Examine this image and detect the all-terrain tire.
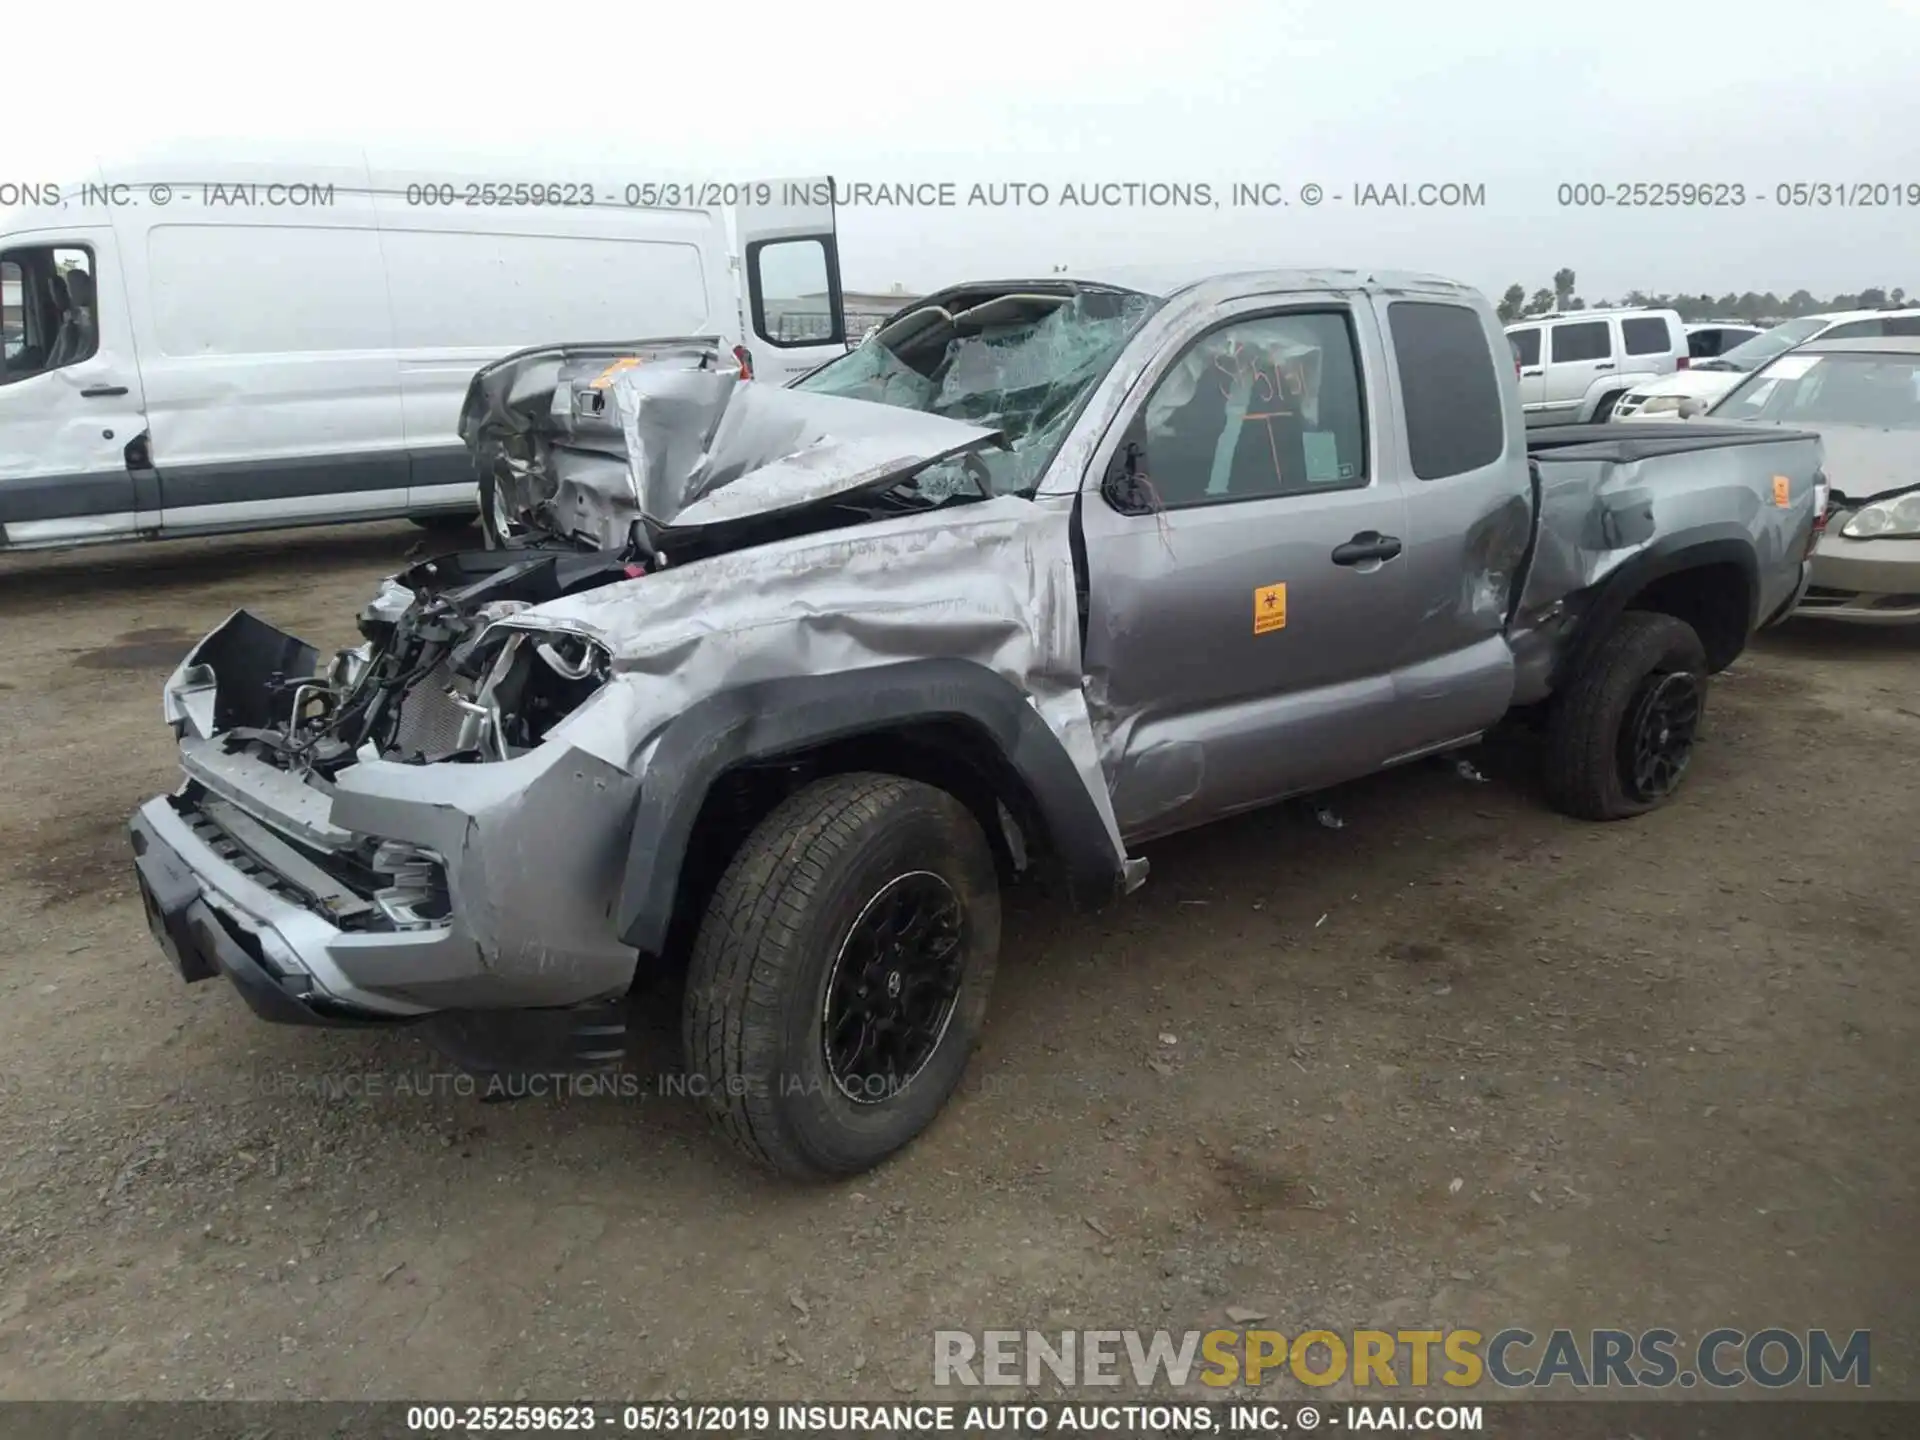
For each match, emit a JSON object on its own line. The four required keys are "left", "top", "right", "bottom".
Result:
{"left": 682, "top": 773, "right": 1001, "bottom": 1180}
{"left": 1542, "top": 610, "right": 1708, "bottom": 821}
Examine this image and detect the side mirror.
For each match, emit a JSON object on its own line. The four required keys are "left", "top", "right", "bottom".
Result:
{"left": 1100, "top": 435, "right": 1154, "bottom": 515}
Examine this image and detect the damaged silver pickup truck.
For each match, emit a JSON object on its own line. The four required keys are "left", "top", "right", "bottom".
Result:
{"left": 129, "top": 269, "right": 1826, "bottom": 1179}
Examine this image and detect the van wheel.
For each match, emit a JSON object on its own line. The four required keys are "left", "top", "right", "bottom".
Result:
{"left": 682, "top": 773, "right": 1001, "bottom": 1180}
{"left": 1542, "top": 611, "right": 1707, "bottom": 821}
{"left": 408, "top": 512, "right": 476, "bottom": 534}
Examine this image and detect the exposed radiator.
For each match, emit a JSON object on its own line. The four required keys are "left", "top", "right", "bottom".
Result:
{"left": 389, "top": 661, "right": 471, "bottom": 759}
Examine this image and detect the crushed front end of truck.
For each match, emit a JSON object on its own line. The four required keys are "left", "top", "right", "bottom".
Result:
{"left": 128, "top": 330, "right": 1133, "bottom": 1078}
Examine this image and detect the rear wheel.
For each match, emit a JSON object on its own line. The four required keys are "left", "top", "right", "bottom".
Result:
{"left": 1542, "top": 611, "right": 1708, "bottom": 820}
{"left": 408, "top": 512, "right": 476, "bottom": 534}
{"left": 1589, "top": 390, "right": 1623, "bottom": 423}
{"left": 682, "top": 773, "right": 1001, "bottom": 1179}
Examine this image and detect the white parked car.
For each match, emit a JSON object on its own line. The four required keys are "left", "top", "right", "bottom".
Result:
{"left": 1503, "top": 308, "right": 1690, "bottom": 425}
{"left": 1685, "top": 320, "right": 1764, "bottom": 360}
{"left": 0, "top": 147, "right": 850, "bottom": 552}
{"left": 1612, "top": 308, "right": 1920, "bottom": 420}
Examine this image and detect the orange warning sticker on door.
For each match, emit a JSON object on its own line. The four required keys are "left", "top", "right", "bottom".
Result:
{"left": 591, "top": 356, "right": 644, "bottom": 389}
{"left": 1772, "top": 475, "right": 1791, "bottom": 507}
{"left": 1253, "top": 583, "right": 1288, "bottom": 634}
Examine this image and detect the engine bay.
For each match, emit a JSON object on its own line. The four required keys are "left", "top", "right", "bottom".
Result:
{"left": 205, "top": 548, "right": 635, "bottom": 780}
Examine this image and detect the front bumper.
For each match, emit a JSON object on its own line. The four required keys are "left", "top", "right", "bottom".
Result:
{"left": 129, "top": 799, "right": 631, "bottom": 1072}
{"left": 131, "top": 802, "right": 376, "bottom": 1026}
{"left": 130, "top": 793, "right": 429, "bottom": 1023}
{"left": 1608, "top": 396, "right": 1688, "bottom": 422}
{"left": 133, "top": 606, "right": 650, "bottom": 1068}
{"left": 1796, "top": 528, "right": 1920, "bottom": 626}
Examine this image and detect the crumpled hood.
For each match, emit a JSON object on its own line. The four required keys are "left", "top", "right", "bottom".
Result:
{"left": 458, "top": 339, "right": 1004, "bottom": 548}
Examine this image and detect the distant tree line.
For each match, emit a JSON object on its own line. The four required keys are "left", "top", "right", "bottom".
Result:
{"left": 1495, "top": 269, "right": 1910, "bottom": 325}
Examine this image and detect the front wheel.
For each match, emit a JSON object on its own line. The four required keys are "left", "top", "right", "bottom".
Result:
{"left": 682, "top": 773, "right": 1001, "bottom": 1179}
{"left": 1542, "top": 611, "right": 1708, "bottom": 820}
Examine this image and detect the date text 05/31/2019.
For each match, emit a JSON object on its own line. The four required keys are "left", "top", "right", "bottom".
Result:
{"left": 401, "top": 1401, "right": 1484, "bottom": 1433}
{"left": 1558, "top": 181, "right": 1920, "bottom": 206}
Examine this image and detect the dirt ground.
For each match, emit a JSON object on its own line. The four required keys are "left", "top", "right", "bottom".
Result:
{"left": 0, "top": 521, "right": 1914, "bottom": 1404}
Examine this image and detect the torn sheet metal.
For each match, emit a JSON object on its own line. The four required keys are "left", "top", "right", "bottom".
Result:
{"left": 459, "top": 337, "right": 1006, "bottom": 548}
{"left": 488, "top": 494, "right": 1127, "bottom": 863}
{"left": 1507, "top": 427, "right": 1820, "bottom": 703}
{"left": 648, "top": 382, "right": 1004, "bottom": 531}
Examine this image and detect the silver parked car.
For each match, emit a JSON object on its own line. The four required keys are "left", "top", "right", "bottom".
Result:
{"left": 130, "top": 270, "right": 1823, "bottom": 1179}
{"left": 1708, "top": 336, "right": 1920, "bottom": 625}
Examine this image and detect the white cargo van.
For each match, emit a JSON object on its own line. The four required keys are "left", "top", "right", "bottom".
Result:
{"left": 0, "top": 150, "right": 848, "bottom": 550}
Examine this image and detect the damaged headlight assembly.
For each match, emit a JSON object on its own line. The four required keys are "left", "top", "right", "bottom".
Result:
{"left": 1841, "top": 490, "right": 1920, "bottom": 540}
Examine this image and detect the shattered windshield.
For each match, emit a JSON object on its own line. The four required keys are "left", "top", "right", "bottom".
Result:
{"left": 792, "top": 286, "right": 1159, "bottom": 501}
{"left": 1713, "top": 351, "right": 1920, "bottom": 428}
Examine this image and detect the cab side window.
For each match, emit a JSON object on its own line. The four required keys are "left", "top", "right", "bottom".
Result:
{"left": 0, "top": 244, "right": 98, "bottom": 383}
{"left": 1132, "top": 311, "right": 1368, "bottom": 510}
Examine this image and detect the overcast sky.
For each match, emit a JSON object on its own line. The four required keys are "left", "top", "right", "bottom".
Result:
{"left": 13, "top": 0, "right": 1920, "bottom": 301}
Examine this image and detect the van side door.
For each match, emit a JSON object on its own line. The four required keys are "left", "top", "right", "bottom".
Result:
{"left": 1077, "top": 295, "right": 1420, "bottom": 843}
{"left": 736, "top": 180, "right": 847, "bottom": 383}
{"left": 124, "top": 164, "right": 409, "bottom": 534}
{"left": 368, "top": 169, "right": 740, "bottom": 517}
{"left": 0, "top": 228, "right": 148, "bottom": 548}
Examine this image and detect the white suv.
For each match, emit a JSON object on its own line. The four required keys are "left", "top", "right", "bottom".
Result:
{"left": 1613, "top": 308, "right": 1920, "bottom": 420}
{"left": 1504, "top": 308, "right": 1689, "bottom": 425}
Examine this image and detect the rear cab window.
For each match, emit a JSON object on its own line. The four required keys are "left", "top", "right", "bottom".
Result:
{"left": 1389, "top": 301, "right": 1506, "bottom": 480}
{"left": 1622, "top": 316, "right": 1674, "bottom": 356}
{"left": 1549, "top": 320, "right": 1610, "bottom": 363}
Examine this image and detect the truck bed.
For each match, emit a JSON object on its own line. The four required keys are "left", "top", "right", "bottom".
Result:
{"left": 1525, "top": 420, "right": 1820, "bottom": 461}
{"left": 1507, "top": 420, "right": 1825, "bottom": 705}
